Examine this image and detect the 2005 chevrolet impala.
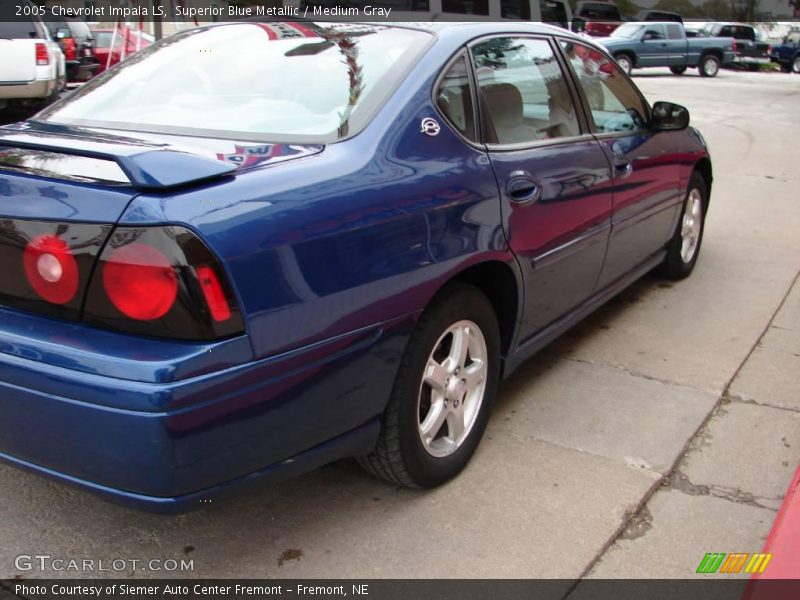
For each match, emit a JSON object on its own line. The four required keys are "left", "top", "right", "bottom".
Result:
{"left": 0, "top": 20, "right": 712, "bottom": 511}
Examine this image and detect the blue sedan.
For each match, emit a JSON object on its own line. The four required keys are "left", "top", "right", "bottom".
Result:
{"left": 0, "top": 20, "right": 712, "bottom": 511}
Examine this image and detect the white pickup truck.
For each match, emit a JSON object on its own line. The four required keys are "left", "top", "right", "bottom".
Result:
{"left": 0, "top": 4, "right": 66, "bottom": 112}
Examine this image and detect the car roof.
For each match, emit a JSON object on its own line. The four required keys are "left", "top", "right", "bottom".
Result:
{"left": 235, "top": 16, "right": 581, "bottom": 41}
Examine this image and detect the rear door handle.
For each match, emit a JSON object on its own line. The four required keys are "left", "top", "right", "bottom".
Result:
{"left": 614, "top": 157, "right": 633, "bottom": 179}
{"left": 505, "top": 170, "right": 542, "bottom": 205}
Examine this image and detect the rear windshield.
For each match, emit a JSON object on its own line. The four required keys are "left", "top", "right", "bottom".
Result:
{"left": 0, "top": 19, "right": 40, "bottom": 39}
{"left": 38, "top": 22, "right": 432, "bottom": 143}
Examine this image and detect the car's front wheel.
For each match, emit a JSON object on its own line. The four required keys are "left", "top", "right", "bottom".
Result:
{"left": 699, "top": 54, "right": 720, "bottom": 77}
{"left": 659, "top": 171, "right": 707, "bottom": 279}
{"left": 793, "top": 55, "right": 800, "bottom": 74}
{"left": 615, "top": 53, "right": 633, "bottom": 76}
{"left": 359, "top": 283, "right": 500, "bottom": 488}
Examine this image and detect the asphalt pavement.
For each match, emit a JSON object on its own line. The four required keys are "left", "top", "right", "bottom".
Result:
{"left": 0, "top": 67, "right": 798, "bottom": 582}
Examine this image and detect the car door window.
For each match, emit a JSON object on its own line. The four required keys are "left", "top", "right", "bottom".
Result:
{"left": 644, "top": 24, "right": 666, "bottom": 40}
{"left": 560, "top": 40, "right": 648, "bottom": 134}
{"left": 666, "top": 24, "right": 683, "bottom": 40}
{"left": 436, "top": 55, "right": 477, "bottom": 142}
{"left": 471, "top": 37, "right": 581, "bottom": 145}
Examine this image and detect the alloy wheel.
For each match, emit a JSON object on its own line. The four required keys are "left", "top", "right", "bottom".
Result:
{"left": 681, "top": 188, "right": 704, "bottom": 264}
{"left": 417, "top": 320, "right": 488, "bottom": 458}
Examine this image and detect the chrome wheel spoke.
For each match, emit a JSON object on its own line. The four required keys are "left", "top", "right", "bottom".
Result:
{"left": 423, "top": 358, "right": 448, "bottom": 393}
{"left": 462, "top": 360, "right": 485, "bottom": 390}
{"left": 446, "top": 324, "right": 470, "bottom": 371}
{"left": 420, "top": 400, "right": 447, "bottom": 441}
{"left": 445, "top": 409, "right": 466, "bottom": 444}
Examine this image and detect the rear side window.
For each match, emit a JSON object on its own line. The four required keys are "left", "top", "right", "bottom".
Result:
{"left": 579, "top": 3, "right": 620, "bottom": 19}
{"left": 444, "top": 0, "right": 489, "bottom": 15}
{"left": 560, "top": 40, "right": 648, "bottom": 134}
{"left": 472, "top": 37, "right": 581, "bottom": 145}
{"left": 94, "top": 32, "right": 113, "bottom": 47}
{"left": 436, "top": 55, "right": 477, "bottom": 142}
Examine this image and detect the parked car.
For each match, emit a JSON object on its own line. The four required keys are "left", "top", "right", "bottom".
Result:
{"left": 92, "top": 29, "right": 154, "bottom": 75}
{"left": 0, "top": 20, "right": 713, "bottom": 511}
{"left": 702, "top": 22, "right": 771, "bottom": 71}
{"left": 0, "top": 1, "right": 65, "bottom": 112}
{"left": 46, "top": 16, "right": 100, "bottom": 82}
{"left": 571, "top": 1, "right": 623, "bottom": 36}
{"left": 598, "top": 21, "right": 735, "bottom": 76}
{"left": 635, "top": 10, "right": 683, "bottom": 23}
{"left": 770, "top": 28, "right": 800, "bottom": 73}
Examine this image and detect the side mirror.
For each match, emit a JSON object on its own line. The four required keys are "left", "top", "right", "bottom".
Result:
{"left": 650, "top": 101, "right": 690, "bottom": 131}
{"left": 56, "top": 28, "right": 70, "bottom": 40}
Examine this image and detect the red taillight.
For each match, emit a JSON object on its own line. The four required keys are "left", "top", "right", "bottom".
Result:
{"left": 732, "top": 41, "right": 738, "bottom": 52}
{"left": 62, "top": 38, "right": 76, "bottom": 61}
{"left": 196, "top": 266, "right": 232, "bottom": 322}
{"left": 23, "top": 234, "right": 79, "bottom": 305}
{"left": 84, "top": 226, "right": 243, "bottom": 340}
{"left": 102, "top": 243, "right": 178, "bottom": 321}
{"left": 35, "top": 42, "right": 49, "bottom": 66}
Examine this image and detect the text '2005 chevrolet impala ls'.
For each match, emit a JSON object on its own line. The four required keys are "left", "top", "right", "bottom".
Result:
{"left": 0, "top": 21, "right": 712, "bottom": 512}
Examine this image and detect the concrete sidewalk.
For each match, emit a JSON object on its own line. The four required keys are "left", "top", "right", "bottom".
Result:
{"left": 587, "top": 274, "right": 800, "bottom": 578}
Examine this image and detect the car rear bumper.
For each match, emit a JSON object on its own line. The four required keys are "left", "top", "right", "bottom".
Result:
{"left": 0, "top": 79, "right": 53, "bottom": 100}
{"left": 733, "top": 55, "right": 771, "bottom": 65}
{"left": 0, "top": 418, "right": 380, "bottom": 513}
{"left": 65, "top": 58, "right": 100, "bottom": 82}
{"left": 0, "top": 308, "right": 413, "bottom": 511}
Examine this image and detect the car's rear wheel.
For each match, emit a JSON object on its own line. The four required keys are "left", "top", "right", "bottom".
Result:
{"left": 358, "top": 283, "right": 500, "bottom": 488}
{"left": 699, "top": 54, "right": 720, "bottom": 77}
{"left": 615, "top": 53, "right": 633, "bottom": 76}
{"left": 659, "top": 171, "right": 707, "bottom": 280}
{"left": 793, "top": 56, "right": 800, "bottom": 74}
{"left": 670, "top": 66, "right": 687, "bottom": 75}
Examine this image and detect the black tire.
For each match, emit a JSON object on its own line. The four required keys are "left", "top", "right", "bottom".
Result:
{"left": 747, "top": 64, "right": 760, "bottom": 72}
{"left": 659, "top": 171, "right": 708, "bottom": 280}
{"left": 780, "top": 62, "right": 792, "bottom": 73}
{"left": 615, "top": 53, "right": 634, "bottom": 76}
{"left": 699, "top": 54, "right": 720, "bottom": 77}
{"left": 793, "top": 56, "right": 800, "bottom": 74}
{"left": 670, "top": 66, "right": 687, "bottom": 75}
{"left": 358, "top": 283, "right": 501, "bottom": 488}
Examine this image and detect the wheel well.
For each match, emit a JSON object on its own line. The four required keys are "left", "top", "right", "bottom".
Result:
{"left": 694, "top": 157, "right": 713, "bottom": 199}
{"left": 447, "top": 262, "right": 519, "bottom": 357}
{"left": 701, "top": 49, "right": 722, "bottom": 61}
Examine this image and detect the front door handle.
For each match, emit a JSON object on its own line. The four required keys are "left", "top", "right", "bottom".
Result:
{"left": 505, "top": 170, "right": 542, "bottom": 205}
